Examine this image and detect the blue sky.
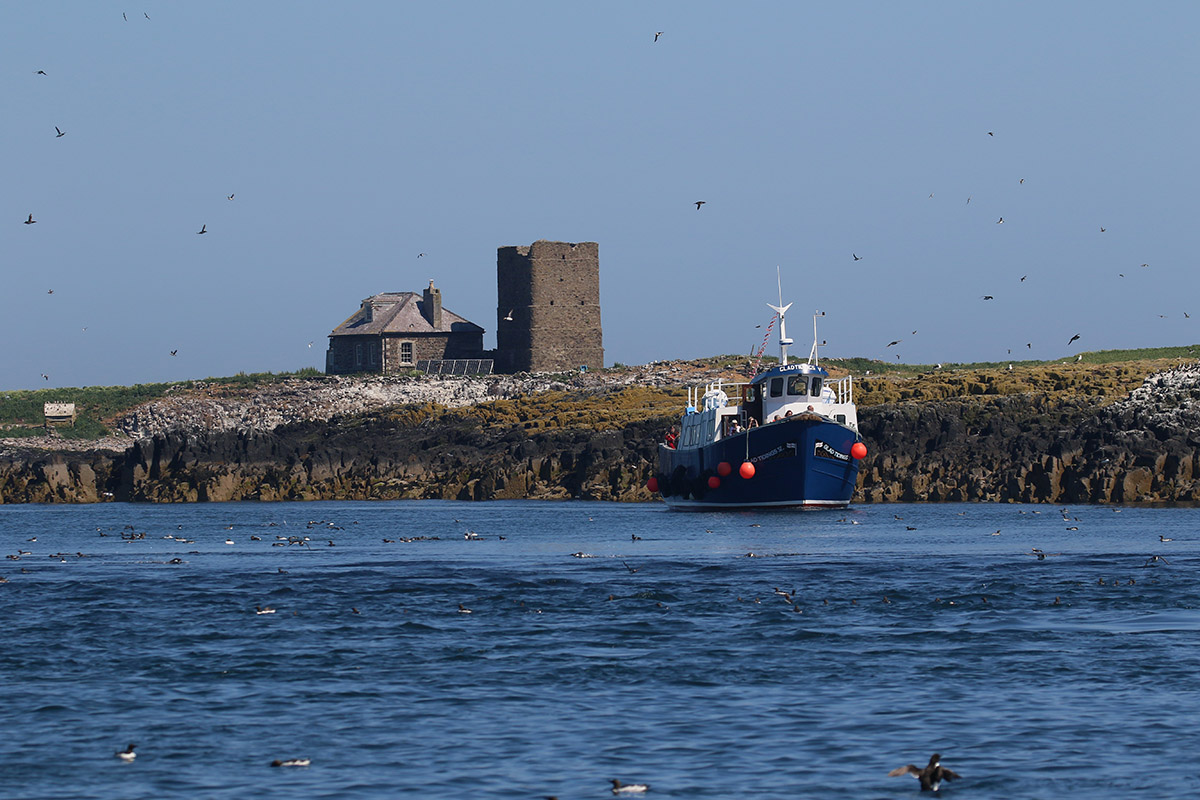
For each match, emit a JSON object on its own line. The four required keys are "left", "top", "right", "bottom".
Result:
{"left": 5, "top": 2, "right": 1198, "bottom": 389}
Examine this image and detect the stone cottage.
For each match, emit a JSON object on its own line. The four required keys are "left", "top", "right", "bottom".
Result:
{"left": 325, "top": 281, "right": 484, "bottom": 374}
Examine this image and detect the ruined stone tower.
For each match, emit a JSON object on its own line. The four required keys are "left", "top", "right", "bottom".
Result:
{"left": 495, "top": 240, "right": 603, "bottom": 373}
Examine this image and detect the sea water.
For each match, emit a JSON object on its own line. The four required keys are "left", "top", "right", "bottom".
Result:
{"left": 1, "top": 500, "right": 1198, "bottom": 799}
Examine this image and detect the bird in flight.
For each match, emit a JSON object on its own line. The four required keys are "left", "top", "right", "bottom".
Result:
{"left": 1186, "top": 312, "right": 1191, "bottom": 319}
{"left": 852, "top": 253, "right": 862, "bottom": 261}
{"left": 24, "top": 213, "right": 36, "bottom": 225}
{"left": 982, "top": 295, "right": 994, "bottom": 300}
{"left": 996, "top": 217, "right": 1004, "bottom": 224}
{"left": 227, "top": 193, "right": 235, "bottom": 200}
{"left": 123, "top": 12, "right": 127, "bottom": 21}
{"left": 197, "top": 224, "right": 207, "bottom": 234}
{"left": 987, "top": 131, "right": 994, "bottom": 136}
{"left": 1140, "top": 263, "right": 1149, "bottom": 268}
{"left": 417, "top": 252, "right": 426, "bottom": 258}
{"left": 35, "top": 70, "right": 47, "bottom": 75}
{"left": 966, "top": 196, "right": 971, "bottom": 204}
{"left": 886, "top": 340, "right": 901, "bottom": 348}
{"left": 1100, "top": 226, "right": 1106, "bottom": 232}
{"left": 654, "top": 31, "right": 663, "bottom": 41}
{"left": 47, "top": 289, "right": 54, "bottom": 295}
{"left": 169, "top": 350, "right": 178, "bottom": 356}
{"left": 503, "top": 310, "right": 514, "bottom": 321}
{"left": 1026, "top": 342, "right": 1032, "bottom": 349}
{"left": 55, "top": 126, "right": 65, "bottom": 137}
{"left": 1019, "top": 178, "right": 1025, "bottom": 184}
{"left": 41, "top": 374, "right": 49, "bottom": 381}
{"left": 694, "top": 201, "right": 706, "bottom": 210}
{"left": 144, "top": 11, "right": 150, "bottom": 19}
{"left": 1068, "top": 333, "right": 1081, "bottom": 346}
{"left": 307, "top": 341, "right": 314, "bottom": 348}
{"left": 1020, "top": 275, "right": 1027, "bottom": 282}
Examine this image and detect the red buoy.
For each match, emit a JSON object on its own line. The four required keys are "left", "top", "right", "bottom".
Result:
{"left": 717, "top": 461, "right": 732, "bottom": 477}
{"left": 707, "top": 475, "right": 721, "bottom": 489}
{"left": 739, "top": 461, "right": 756, "bottom": 479}
{"left": 851, "top": 442, "right": 868, "bottom": 460}
{"left": 646, "top": 477, "right": 659, "bottom": 493}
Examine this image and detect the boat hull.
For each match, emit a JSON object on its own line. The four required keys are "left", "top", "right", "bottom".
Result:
{"left": 656, "top": 416, "right": 860, "bottom": 509}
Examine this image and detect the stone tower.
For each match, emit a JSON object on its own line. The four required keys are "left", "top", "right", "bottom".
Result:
{"left": 495, "top": 240, "right": 603, "bottom": 373}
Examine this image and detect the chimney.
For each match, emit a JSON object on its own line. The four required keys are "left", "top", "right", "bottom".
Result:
{"left": 422, "top": 280, "right": 442, "bottom": 329}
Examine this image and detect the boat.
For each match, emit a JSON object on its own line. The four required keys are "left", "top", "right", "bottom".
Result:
{"left": 649, "top": 299, "right": 866, "bottom": 509}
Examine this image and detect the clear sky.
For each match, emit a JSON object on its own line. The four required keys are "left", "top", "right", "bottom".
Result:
{"left": 5, "top": 2, "right": 1199, "bottom": 389}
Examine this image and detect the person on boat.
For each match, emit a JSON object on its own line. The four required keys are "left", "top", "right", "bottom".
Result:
{"left": 728, "top": 418, "right": 742, "bottom": 435}
{"left": 785, "top": 410, "right": 794, "bottom": 417}
{"left": 665, "top": 426, "right": 678, "bottom": 448}
{"left": 747, "top": 417, "right": 759, "bottom": 428}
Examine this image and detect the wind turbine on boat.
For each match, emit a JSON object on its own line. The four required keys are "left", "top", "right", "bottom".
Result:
{"left": 767, "top": 267, "right": 793, "bottom": 365}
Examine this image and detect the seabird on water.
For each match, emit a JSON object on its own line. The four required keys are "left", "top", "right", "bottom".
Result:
{"left": 271, "top": 758, "right": 310, "bottom": 767}
{"left": 611, "top": 778, "right": 650, "bottom": 794}
{"left": 115, "top": 743, "right": 137, "bottom": 762}
{"left": 888, "top": 753, "right": 960, "bottom": 792}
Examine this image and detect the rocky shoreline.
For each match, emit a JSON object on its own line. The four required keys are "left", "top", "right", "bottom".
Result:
{"left": 2, "top": 363, "right": 1198, "bottom": 505}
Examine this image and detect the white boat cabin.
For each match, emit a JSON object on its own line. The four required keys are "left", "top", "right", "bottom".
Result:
{"left": 675, "top": 363, "right": 857, "bottom": 450}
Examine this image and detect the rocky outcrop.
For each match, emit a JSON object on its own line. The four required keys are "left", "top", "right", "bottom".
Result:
{"left": 856, "top": 364, "right": 1200, "bottom": 503}
{"left": 2, "top": 364, "right": 1198, "bottom": 505}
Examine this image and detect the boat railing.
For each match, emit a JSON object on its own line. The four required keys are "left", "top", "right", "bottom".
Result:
{"left": 832, "top": 375, "right": 853, "bottom": 405}
{"left": 687, "top": 379, "right": 751, "bottom": 411}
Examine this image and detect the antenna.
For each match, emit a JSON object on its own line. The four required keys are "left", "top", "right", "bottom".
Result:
{"left": 809, "top": 311, "right": 826, "bottom": 365}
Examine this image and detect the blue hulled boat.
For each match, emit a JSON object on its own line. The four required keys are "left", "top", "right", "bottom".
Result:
{"left": 652, "top": 302, "right": 866, "bottom": 509}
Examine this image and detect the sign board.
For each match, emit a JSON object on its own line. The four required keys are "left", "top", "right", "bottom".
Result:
{"left": 43, "top": 402, "right": 77, "bottom": 425}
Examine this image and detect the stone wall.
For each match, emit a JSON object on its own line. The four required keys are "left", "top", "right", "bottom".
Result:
{"left": 496, "top": 240, "right": 604, "bottom": 373}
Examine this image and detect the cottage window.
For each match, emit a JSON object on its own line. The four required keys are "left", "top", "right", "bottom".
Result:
{"left": 369, "top": 343, "right": 378, "bottom": 366}
{"left": 400, "top": 342, "right": 413, "bottom": 364}
{"left": 355, "top": 344, "right": 363, "bottom": 368}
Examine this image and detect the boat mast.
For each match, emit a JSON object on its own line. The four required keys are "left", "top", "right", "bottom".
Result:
{"left": 808, "top": 310, "right": 826, "bottom": 366}
{"left": 767, "top": 267, "right": 793, "bottom": 365}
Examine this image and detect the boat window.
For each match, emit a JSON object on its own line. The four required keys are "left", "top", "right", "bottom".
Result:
{"left": 811, "top": 377, "right": 822, "bottom": 396}
{"left": 769, "top": 378, "right": 784, "bottom": 398}
{"left": 836, "top": 414, "right": 846, "bottom": 424}
{"left": 787, "top": 376, "right": 807, "bottom": 396}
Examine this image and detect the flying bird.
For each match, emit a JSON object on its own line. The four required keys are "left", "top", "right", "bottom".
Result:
{"left": 35, "top": 70, "right": 47, "bottom": 75}
{"left": 889, "top": 753, "right": 961, "bottom": 792}
{"left": 1068, "top": 333, "right": 1081, "bottom": 346}
{"left": 1140, "top": 263, "right": 1149, "bottom": 268}
{"left": 852, "top": 253, "right": 862, "bottom": 261}
{"left": 24, "top": 214, "right": 36, "bottom": 225}
{"left": 996, "top": 217, "right": 1004, "bottom": 224}
{"left": 417, "top": 252, "right": 426, "bottom": 258}
{"left": 47, "top": 289, "right": 54, "bottom": 294}
{"left": 55, "top": 126, "right": 65, "bottom": 137}
{"left": 966, "top": 196, "right": 971, "bottom": 204}
{"left": 41, "top": 374, "right": 49, "bottom": 381}
{"left": 307, "top": 341, "right": 314, "bottom": 348}
{"left": 886, "top": 340, "right": 901, "bottom": 348}
{"left": 503, "top": 310, "right": 514, "bottom": 321}
{"left": 227, "top": 193, "right": 235, "bottom": 200}
{"left": 144, "top": 11, "right": 150, "bottom": 19}
{"left": 169, "top": 350, "right": 177, "bottom": 356}
{"left": 987, "top": 131, "right": 994, "bottom": 136}
{"left": 1020, "top": 275, "right": 1027, "bottom": 282}
{"left": 654, "top": 31, "right": 663, "bottom": 42}
{"left": 1019, "top": 178, "right": 1024, "bottom": 184}
{"left": 196, "top": 224, "right": 206, "bottom": 234}
{"left": 1100, "top": 226, "right": 1106, "bottom": 232}
{"left": 1186, "top": 312, "right": 1191, "bottom": 318}
{"left": 982, "top": 295, "right": 994, "bottom": 300}
{"left": 694, "top": 201, "right": 706, "bottom": 210}
{"left": 1026, "top": 342, "right": 1032, "bottom": 349}
{"left": 123, "top": 12, "right": 127, "bottom": 20}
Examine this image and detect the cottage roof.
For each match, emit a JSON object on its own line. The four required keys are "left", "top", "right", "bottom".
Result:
{"left": 329, "top": 292, "right": 484, "bottom": 337}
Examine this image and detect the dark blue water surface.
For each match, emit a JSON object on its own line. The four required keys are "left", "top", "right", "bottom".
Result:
{"left": 2, "top": 500, "right": 1199, "bottom": 799}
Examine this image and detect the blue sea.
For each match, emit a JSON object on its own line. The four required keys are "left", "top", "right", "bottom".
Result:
{"left": 2, "top": 500, "right": 1199, "bottom": 799}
